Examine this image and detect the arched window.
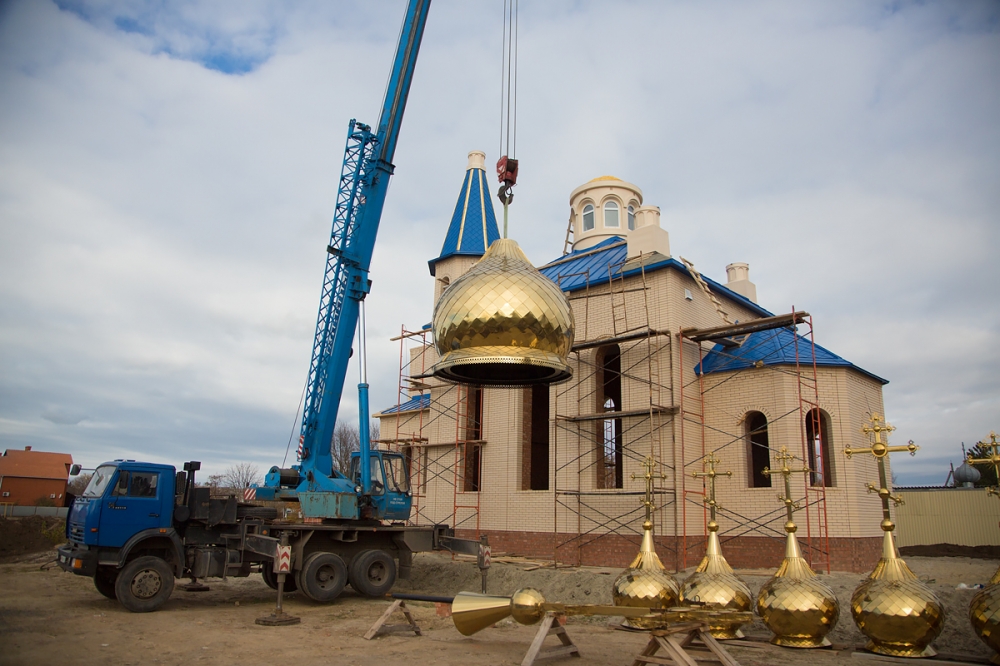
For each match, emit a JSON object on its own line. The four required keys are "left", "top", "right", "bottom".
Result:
{"left": 746, "top": 411, "right": 771, "bottom": 488}
{"left": 597, "top": 345, "right": 623, "bottom": 489}
{"left": 627, "top": 205, "right": 636, "bottom": 230}
{"left": 806, "top": 408, "right": 834, "bottom": 487}
{"left": 522, "top": 385, "right": 550, "bottom": 490}
{"left": 604, "top": 201, "right": 620, "bottom": 228}
{"left": 582, "top": 204, "right": 595, "bottom": 231}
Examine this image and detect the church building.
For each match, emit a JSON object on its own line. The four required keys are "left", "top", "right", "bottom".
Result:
{"left": 376, "top": 151, "right": 890, "bottom": 573}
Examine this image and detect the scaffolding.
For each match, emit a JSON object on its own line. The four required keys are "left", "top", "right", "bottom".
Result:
{"left": 380, "top": 254, "right": 830, "bottom": 574}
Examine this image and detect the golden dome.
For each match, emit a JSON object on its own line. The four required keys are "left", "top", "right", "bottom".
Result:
{"left": 679, "top": 531, "right": 753, "bottom": 639}
{"left": 431, "top": 238, "right": 575, "bottom": 386}
{"left": 850, "top": 531, "right": 945, "bottom": 658}
{"left": 612, "top": 521, "right": 680, "bottom": 628}
{"left": 970, "top": 567, "right": 1000, "bottom": 662}
{"left": 588, "top": 175, "right": 621, "bottom": 182}
{"left": 756, "top": 531, "right": 840, "bottom": 648}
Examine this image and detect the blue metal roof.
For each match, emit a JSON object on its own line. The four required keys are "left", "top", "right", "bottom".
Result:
{"left": 538, "top": 237, "right": 772, "bottom": 318}
{"left": 429, "top": 164, "right": 500, "bottom": 275}
{"left": 378, "top": 393, "right": 431, "bottom": 415}
{"left": 695, "top": 327, "right": 888, "bottom": 385}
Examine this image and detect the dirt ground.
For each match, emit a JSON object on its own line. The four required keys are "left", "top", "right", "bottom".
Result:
{"left": 0, "top": 548, "right": 996, "bottom": 666}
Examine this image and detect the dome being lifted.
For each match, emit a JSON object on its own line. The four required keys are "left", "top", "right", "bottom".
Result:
{"left": 431, "top": 238, "right": 575, "bottom": 386}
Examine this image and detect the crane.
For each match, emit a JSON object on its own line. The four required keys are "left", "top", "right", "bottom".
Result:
{"left": 256, "top": 0, "right": 431, "bottom": 514}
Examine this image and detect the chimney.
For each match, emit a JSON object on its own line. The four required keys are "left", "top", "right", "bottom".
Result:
{"left": 626, "top": 206, "right": 671, "bottom": 259}
{"left": 24, "top": 446, "right": 32, "bottom": 451}
{"left": 725, "top": 262, "right": 757, "bottom": 303}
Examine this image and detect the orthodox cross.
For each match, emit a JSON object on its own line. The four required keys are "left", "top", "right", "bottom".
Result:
{"left": 631, "top": 456, "right": 667, "bottom": 524}
{"left": 761, "top": 446, "right": 811, "bottom": 529}
{"left": 844, "top": 413, "right": 918, "bottom": 532}
{"left": 967, "top": 431, "right": 1000, "bottom": 498}
{"left": 691, "top": 451, "right": 732, "bottom": 531}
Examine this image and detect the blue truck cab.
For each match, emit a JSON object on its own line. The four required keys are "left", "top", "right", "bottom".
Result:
{"left": 58, "top": 460, "right": 185, "bottom": 612}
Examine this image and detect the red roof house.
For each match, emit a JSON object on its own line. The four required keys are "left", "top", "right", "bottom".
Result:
{"left": 0, "top": 447, "right": 74, "bottom": 507}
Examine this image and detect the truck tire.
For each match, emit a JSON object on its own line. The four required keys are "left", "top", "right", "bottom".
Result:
{"left": 114, "top": 556, "right": 174, "bottom": 613}
{"left": 94, "top": 566, "right": 118, "bottom": 600}
{"left": 349, "top": 549, "right": 397, "bottom": 597}
{"left": 236, "top": 505, "right": 278, "bottom": 520}
{"left": 261, "top": 565, "right": 298, "bottom": 592}
{"left": 298, "top": 552, "right": 347, "bottom": 602}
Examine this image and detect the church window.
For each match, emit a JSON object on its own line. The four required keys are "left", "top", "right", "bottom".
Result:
{"left": 627, "top": 205, "right": 636, "bottom": 230}
{"left": 463, "top": 385, "right": 483, "bottom": 492}
{"left": 522, "top": 385, "right": 550, "bottom": 490}
{"left": 806, "top": 408, "right": 834, "bottom": 487}
{"left": 746, "top": 411, "right": 771, "bottom": 488}
{"left": 604, "top": 201, "right": 620, "bottom": 228}
{"left": 582, "top": 204, "right": 595, "bottom": 231}
{"left": 597, "top": 345, "right": 623, "bottom": 489}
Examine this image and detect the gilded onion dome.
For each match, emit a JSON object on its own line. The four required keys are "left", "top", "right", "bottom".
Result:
{"left": 431, "top": 238, "right": 575, "bottom": 386}
{"left": 679, "top": 526, "right": 753, "bottom": 639}
{"left": 612, "top": 520, "right": 680, "bottom": 628}
{"left": 851, "top": 530, "right": 945, "bottom": 658}
{"left": 970, "top": 567, "right": 1000, "bottom": 665}
{"left": 756, "top": 525, "right": 840, "bottom": 648}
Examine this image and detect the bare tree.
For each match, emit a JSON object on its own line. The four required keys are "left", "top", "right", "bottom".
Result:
{"left": 332, "top": 421, "right": 360, "bottom": 474}
{"left": 67, "top": 473, "right": 92, "bottom": 496}
{"left": 205, "top": 474, "right": 224, "bottom": 489}
{"left": 330, "top": 420, "right": 381, "bottom": 475}
{"left": 222, "top": 462, "right": 261, "bottom": 489}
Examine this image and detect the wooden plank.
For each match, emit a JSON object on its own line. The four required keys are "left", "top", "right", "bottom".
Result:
{"left": 681, "top": 312, "right": 808, "bottom": 342}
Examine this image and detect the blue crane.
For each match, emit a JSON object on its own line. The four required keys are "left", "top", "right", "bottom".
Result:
{"left": 256, "top": 0, "right": 431, "bottom": 517}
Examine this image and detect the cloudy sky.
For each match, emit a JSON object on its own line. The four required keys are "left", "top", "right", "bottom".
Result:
{"left": 1, "top": 0, "right": 997, "bottom": 485}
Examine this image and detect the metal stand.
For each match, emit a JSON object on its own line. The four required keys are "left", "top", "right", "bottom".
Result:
{"left": 256, "top": 533, "right": 301, "bottom": 627}
{"left": 179, "top": 577, "right": 210, "bottom": 592}
{"left": 521, "top": 612, "right": 580, "bottom": 666}
{"left": 364, "top": 599, "right": 423, "bottom": 640}
{"left": 631, "top": 623, "right": 740, "bottom": 666}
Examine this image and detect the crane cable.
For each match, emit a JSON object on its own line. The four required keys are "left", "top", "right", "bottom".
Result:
{"left": 497, "top": 0, "right": 519, "bottom": 237}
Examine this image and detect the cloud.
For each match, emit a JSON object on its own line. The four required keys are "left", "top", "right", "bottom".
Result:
{"left": 0, "top": 0, "right": 997, "bottom": 487}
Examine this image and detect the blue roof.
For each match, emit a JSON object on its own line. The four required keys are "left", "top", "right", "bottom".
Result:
{"left": 538, "top": 237, "right": 772, "bottom": 318}
{"left": 695, "top": 327, "right": 888, "bottom": 385}
{"left": 429, "top": 164, "right": 501, "bottom": 275}
{"left": 378, "top": 393, "right": 431, "bottom": 416}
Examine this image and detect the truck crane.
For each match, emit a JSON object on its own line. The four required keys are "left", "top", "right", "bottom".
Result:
{"left": 57, "top": 0, "right": 487, "bottom": 613}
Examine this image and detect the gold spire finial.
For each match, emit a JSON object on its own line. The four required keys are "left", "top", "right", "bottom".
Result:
{"left": 967, "top": 431, "right": 1000, "bottom": 499}
{"left": 691, "top": 452, "right": 732, "bottom": 531}
{"left": 844, "top": 413, "right": 916, "bottom": 532}
{"left": 632, "top": 456, "right": 667, "bottom": 526}
{"left": 761, "top": 446, "right": 811, "bottom": 532}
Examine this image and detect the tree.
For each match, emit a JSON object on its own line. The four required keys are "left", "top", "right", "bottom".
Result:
{"left": 332, "top": 421, "right": 359, "bottom": 474}
{"left": 67, "top": 473, "right": 92, "bottom": 496}
{"left": 970, "top": 441, "right": 999, "bottom": 488}
{"left": 222, "top": 462, "right": 261, "bottom": 490}
{"left": 331, "top": 420, "right": 381, "bottom": 475}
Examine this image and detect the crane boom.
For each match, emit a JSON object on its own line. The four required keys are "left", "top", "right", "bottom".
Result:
{"left": 267, "top": 0, "right": 431, "bottom": 499}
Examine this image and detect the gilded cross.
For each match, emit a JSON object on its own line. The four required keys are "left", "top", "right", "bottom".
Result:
{"left": 967, "top": 431, "right": 1000, "bottom": 498}
{"left": 761, "top": 446, "right": 811, "bottom": 528}
{"left": 844, "top": 413, "right": 918, "bottom": 532}
{"left": 631, "top": 456, "right": 667, "bottom": 523}
{"left": 691, "top": 451, "right": 732, "bottom": 531}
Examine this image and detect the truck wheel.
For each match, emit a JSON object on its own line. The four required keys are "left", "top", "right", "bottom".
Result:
{"left": 261, "top": 565, "right": 297, "bottom": 592}
{"left": 94, "top": 566, "right": 118, "bottom": 600}
{"left": 114, "top": 556, "right": 174, "bottom": 613}
{"left": 298, "top": 552, "right": 347, "bottom": 602}
{"left": 349, "top": 550, "right": 397, "bottom": 597}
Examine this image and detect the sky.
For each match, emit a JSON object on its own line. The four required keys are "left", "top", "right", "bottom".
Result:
{"left": 0, "top": 0, "right": 997, "bottom": 486}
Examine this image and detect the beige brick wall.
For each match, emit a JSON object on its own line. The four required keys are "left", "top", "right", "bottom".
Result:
{"left": 377, "top": 255, "right": 888, "bottom": 567}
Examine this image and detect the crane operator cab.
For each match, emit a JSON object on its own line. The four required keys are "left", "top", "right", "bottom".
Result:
{"left": 349, "top": 451, "right": 412, "bottom": 522}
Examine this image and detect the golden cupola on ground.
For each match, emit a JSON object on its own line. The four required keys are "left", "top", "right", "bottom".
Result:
{"left": 845, "top": 415, "right": 945, "bottom": 658}
{"left": 679, "top": 452, "right": 753, "bottom": 639}
{"left": 429, "top": 152, "right": 574, "bottom": 386}
{"left": 612, "top": 457, "right": 680, "bottom": 627}
{"left": 967, "top": 432, "right": 1000, "bottom": 664}
{"left": 755, "top": 447, "right": 840, "bottom": 648}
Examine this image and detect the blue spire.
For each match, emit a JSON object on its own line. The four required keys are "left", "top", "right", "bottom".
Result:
{"left": 429, "top": 151, "right": 501, "bottom": 276}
